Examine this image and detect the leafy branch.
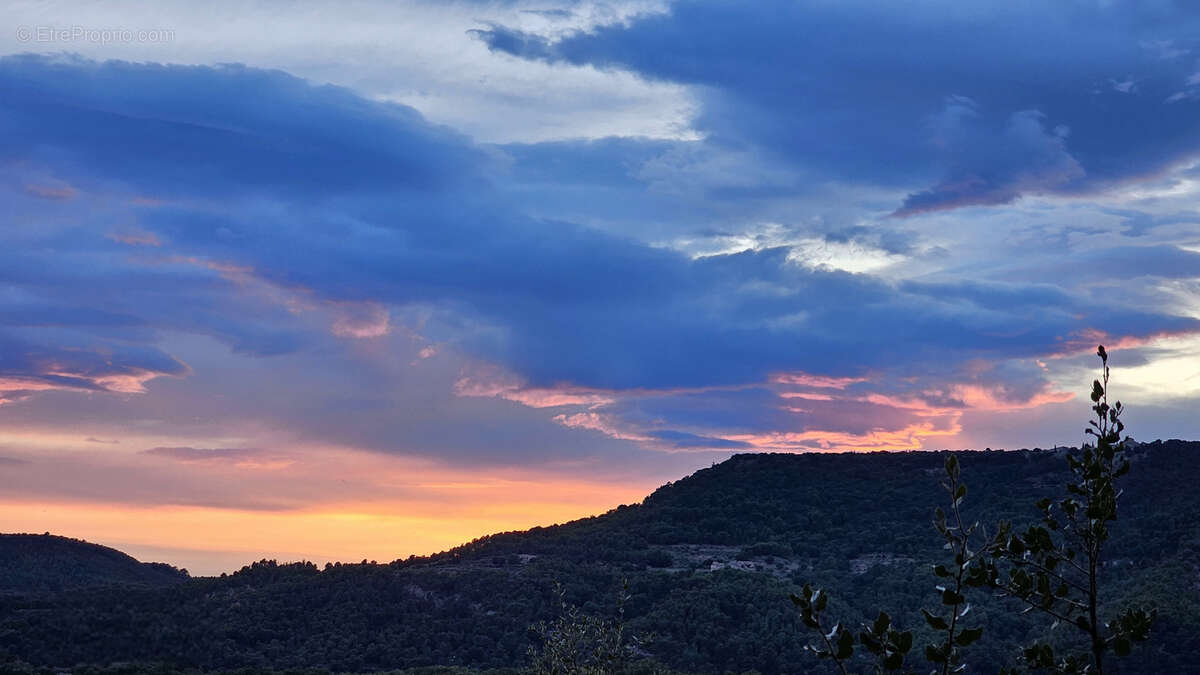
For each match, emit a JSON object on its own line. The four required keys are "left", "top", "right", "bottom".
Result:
{"left": 529, "top": 579, "right": 646, "bottom": 675}
{"left": 793, "top": 345, "right": 1157, "bottom": 674}
{"left": 791, "top": 584, "right": 855, "bottom": 675}
{"left": 991, "top": 345, "right": 1154, "bottom": 672}
{"left": 925, "top": 453, "right": 992, "bottom": 673}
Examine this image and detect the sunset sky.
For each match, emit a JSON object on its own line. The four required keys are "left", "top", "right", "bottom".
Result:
{"left": 3, "top": 1, "right": 1200, "bottom": 575}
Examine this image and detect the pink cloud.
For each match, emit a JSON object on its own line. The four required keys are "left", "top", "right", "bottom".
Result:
{"left": 0, "top": 362, "right": 182, "bottom": 397}
{"left": 779, "top": 391, "right": 835, "bottom": 401}
{"left": 107, "top": 229, "right": 163, "bottom": 247}
{"left": 772, "top": 372, "right": 868, "bottom": 389}
{"left": 453, "top": 355, "right": 1088, "bottom": 457}
{"left": 330, "top": 304, "right": 391, "bottom": 339}
{"left": 24, "top": 183, "right": 76, "bottom": 201}
{"left": 141, "top": 446, "right": 295, "bottom": 470}
{"left": 454, "top": 364, "right": 615, "bottom": 408}
{"left": 724, "top": 418, "right": 963, "bottom": 453}
{"left": 950, "top": 384, "right": 1074, "bottom": 410}
{"left": 1048, "top": 327, "right": 1200, "bottom": 359}
{"left": 164, "top": 256, "right": 397, "bottom": 341}
{"left": 552, "top": 411, "right": 647, "bottom": 441}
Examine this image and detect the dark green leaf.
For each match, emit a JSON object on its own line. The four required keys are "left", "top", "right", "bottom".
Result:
{"left": 874, "top": 611, "right": 890, "bottom": 635}
{"left": 859, "top": 631, "right": 883, "bottom": 654}
{"left": 836, "top": 627, "right": 854, "bottom": 660}
{"left": 945, "top": 454, "right": 959, "bottom": 478}
{"left": 923, "top": 609, "right": 948, "bottom": 631}
{"left": 955, "top": 627, "right": 983, "bottom": 646}
{"left": 925, "top": 644, "right": 946, "bottom": 664}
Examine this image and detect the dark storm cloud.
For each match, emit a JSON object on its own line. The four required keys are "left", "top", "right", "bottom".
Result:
{"left": 2, "top": 53, "right": 1197, "bottom": 460}
{"left": 475, "top": 1, "right": 1200, "bottom": 214}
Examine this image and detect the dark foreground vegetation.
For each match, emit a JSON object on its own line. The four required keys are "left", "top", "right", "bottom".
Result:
{"left": 1, "top": 438, "right": 1198, "bottom": 673}
{"left": 791, "top": 348, "right": 1158, "bottom": 674}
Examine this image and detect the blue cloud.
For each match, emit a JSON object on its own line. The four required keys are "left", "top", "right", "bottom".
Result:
{"left": 644, "top": 429, "right": 754, "bottom": 450}
{"left": 3, "top": 53, "right": 1199, "bottom": 463}
{"left": 475, "top": 1, "right": 1200, "bottom": 214}
{"left": 0, "top": 54, "right": 486, "bottom": 198}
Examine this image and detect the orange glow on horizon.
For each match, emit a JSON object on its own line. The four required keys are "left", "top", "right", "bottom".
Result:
{"left": 0, "top": 478, "right": 651, "bottom": 576}
{"left": 725, "top": 419, "right": 964, "bottom": 453}
{"left": 0, "top": 436, "right": 659, "bottom": 575}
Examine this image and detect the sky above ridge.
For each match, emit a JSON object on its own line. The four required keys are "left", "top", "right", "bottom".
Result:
{"left": 2, "top": 0, "right": 1200, "bottom": 574}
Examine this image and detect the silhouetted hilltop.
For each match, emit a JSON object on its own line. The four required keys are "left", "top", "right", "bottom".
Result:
{"left": 0, "top": 533, "right": 188, "bottom": 593}
{"left": 1, "top": 441, "right": 1197, "bottom": 673}
{"left": 440, "top": 440, "right": 1194, "bottom": 567}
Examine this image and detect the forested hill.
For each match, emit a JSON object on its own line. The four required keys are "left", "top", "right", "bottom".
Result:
{"left": 443, "top": 440, "right": 1196, "bottom": 567}
{"left": 2, "top": 441, "right": 1199, "bottom": 674}
{"left": 0, "top": 533, "right": 189, "bottom": 593}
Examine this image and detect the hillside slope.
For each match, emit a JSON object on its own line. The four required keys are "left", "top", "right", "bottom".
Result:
{"left": 1, "top": 441, "right": 1198, "bottom": 673}
{"left": 0, "top": 533, "right": 189, "bottom": 593}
